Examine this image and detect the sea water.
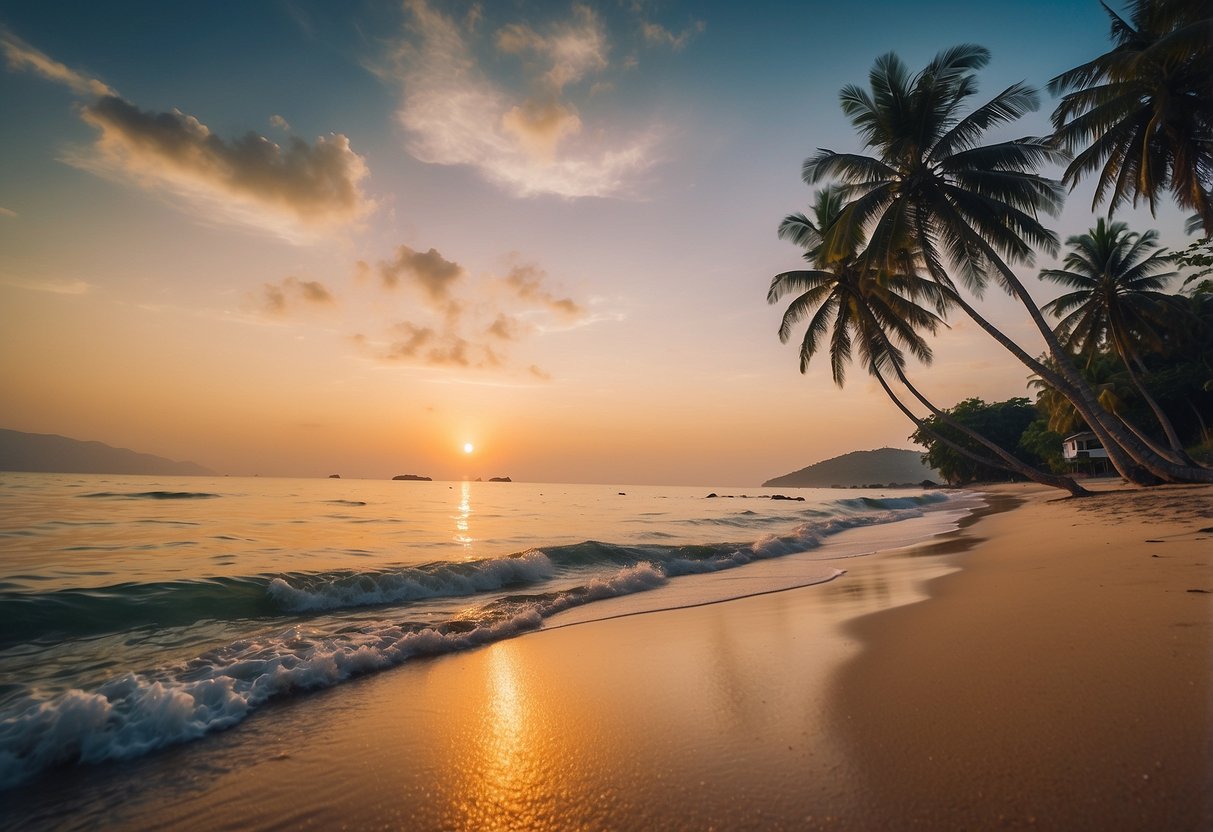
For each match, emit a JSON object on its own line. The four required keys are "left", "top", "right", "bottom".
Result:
{"left": 0, "top": 472, "right": 975, "bottom": 790}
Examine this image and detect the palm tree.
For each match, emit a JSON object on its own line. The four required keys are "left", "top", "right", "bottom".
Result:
{"left": 770, "top": 188, "right": 1090, "bottom": 495}
{"left": 1040, "top": 218, "right": 1199, "bottom": 463}
{"left": 803, "top": 45, "right": 1213, "bottom": 484}
{"left": 1048, "top": 0, "right": 1213, "bottom": 235}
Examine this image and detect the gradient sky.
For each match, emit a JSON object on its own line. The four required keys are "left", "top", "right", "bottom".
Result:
{"left": 0, "top": 0, "right": 1194, "bottom": 485}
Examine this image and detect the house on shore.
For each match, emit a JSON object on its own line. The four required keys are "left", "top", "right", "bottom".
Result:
{"left": 1062, "top": 431, "right": 1112, "bottom": 475}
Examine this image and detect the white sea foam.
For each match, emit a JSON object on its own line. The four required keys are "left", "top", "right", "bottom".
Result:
{"left": 0, "top": 560, "right": 674, "bottom": 789}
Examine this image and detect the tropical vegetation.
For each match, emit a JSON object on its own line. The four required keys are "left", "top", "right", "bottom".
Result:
{"left": 769, "top": 0, "right": 1212, "bottom": 491}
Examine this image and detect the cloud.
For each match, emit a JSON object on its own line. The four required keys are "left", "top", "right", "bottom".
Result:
{"left": 257, "top": 276, "right": 336, "bottom": 315}
{"left": 2, "top": 32, "right": 372, "bottom": 240}
{"left": 640, "top": 19, "right": 705, "bottom": 51}
{"left": 0, "top": 206, "right": 16, "bottom": 218}
{"left": 0, "top": 277, "right": 93, "bottom": 295}
{"left": 76, "top": 96, "right": 373, "bottom": 238}
{"left": 348, "top": 243, "right": 602, "bottom": 377}
{"left": 270, "top": 114, "right": 291, "bottom": 131}
{"left": 0, "top": 31, "right": 113, "bottom": 96}
{"left": 500, "top": 98, "right": 582, "bottom": 161}
{"left": 503, "top": 264, "right": 586, "bottom": 322}
{"left": 379, "top": 321, "right": 503, "bottom": 369}
{"left": 387, "top": 0, "right": 660, "bottom": 198}
{"left": 378, "top": 244, "right": 464, "bottom": 301}
{"left": 486, "top": 313, "right": 530, "bottom": 341}
{"left": 495, "top": 5, "right": 608, "bottom": 92}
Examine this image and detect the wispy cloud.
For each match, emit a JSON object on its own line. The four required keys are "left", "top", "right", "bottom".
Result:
{"left": 256, "top": 276, "right": 336, "bottom": 315}
{"left": 2, "top": 31, "right": 374, "bottom": 241}
{"left": 0, "top": 31, "right": 113, "bottom": 96}
{"left": 0, "top": 276, "right": 93, "bottom": 295}
{"left": 502, "top": 263, "right": 585, "bottom": 322}
{"left": 385, "top": 0, "right": 662, "bottom": 198}
{"left": 0, "top": 206, "right": 16, "bottom": 218}
{"left": 640, "top": 19, "right": 705, "bottom": 51}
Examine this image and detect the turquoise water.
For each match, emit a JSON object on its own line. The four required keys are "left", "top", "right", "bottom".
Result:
{"left": 0, "top": 472, "right": 971, "bottom": 790}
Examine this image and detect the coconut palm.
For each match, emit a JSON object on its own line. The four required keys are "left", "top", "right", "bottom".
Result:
{"left": 803, "top": 45, "right": 1213, "bottom": 484}
{"left": 1048, "top": 0, "right": 1213, "bottom": 235}
{"left": 770, "top": 188, "right": 1090, "bottom": 495}
{"left": 1040, "top": 218, "right": 1198, "bottom": 462}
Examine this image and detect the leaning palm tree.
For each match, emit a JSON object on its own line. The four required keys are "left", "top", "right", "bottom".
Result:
{"left": 1040, "top": 218, "right": 1199, "bottom": 463}
{"left": 770, "top": 187, "right": 1089, "bottom": 495}
{"left": 1048, "top": 0, "right": 1213, "bottom": 235}
{"left": 804, "top": 45, "right": 1212, "bottom": 484}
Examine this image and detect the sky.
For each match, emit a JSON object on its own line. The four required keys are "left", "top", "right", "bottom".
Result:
{"left": 0, "top": 0, "right": 1195, "bottom": 485}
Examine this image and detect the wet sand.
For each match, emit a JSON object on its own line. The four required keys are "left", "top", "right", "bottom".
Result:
{"left": 6, "top": 482, "right": 1210, "bottom": 830}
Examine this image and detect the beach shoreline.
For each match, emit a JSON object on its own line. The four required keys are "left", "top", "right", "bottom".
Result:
{"left": 4, "top": 481, "right": 1210, "bottom": 830}
{"left": 834, "top": 480, "right": 1213, "bottom": 829}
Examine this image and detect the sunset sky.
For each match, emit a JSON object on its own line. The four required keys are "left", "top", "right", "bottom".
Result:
{"left": 0, "top": 1, "right": 1192, "bottom": 485}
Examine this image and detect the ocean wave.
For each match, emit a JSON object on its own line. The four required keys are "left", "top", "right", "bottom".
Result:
{"left": 77, "top": 491, "right": 221, "bottom": 500}
{"left": 3, "top": 503, "right": 945, "bottom": 645}
{"left": 0, "top": 578, "right": 277, "bottom": 649}
{"left": 833, "top": 492, "right": 949, "bottom": 511}
{"left": 0, "top": 562, "right": 673, "bottom": 790}
{"left": 267, "top": 551, "right": 556, "bottom": 612}
{"left": 0, "top": 493, "right": 959, "bottom": 789}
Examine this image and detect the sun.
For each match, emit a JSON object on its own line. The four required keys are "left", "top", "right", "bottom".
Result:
{"left": 463, "top": 442, "right": 475, "bottom": 454}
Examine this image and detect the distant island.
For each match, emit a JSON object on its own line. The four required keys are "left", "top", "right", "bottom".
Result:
{"left": 392, "top": 474, "right": 432, "bottom": 481}
{"left": 0, "top": 428, "right": 215, "bottom": 476}
{"left": 488, "top": 476, "right": 512, "bottom": 482}
{"left": 763, "top": 447, "right": 939, "bottom": 488}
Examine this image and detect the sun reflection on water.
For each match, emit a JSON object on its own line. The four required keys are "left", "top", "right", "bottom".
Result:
{"left": 455, "top": 479, "right": 473, "bottom": 549}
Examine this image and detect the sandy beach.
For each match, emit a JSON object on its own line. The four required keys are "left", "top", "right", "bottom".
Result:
{"left": 6, "top": 482, "right": 1210, "bottom": 830}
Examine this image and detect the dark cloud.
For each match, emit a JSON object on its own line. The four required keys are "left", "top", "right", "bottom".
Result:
{"left": 379, "top": 245, "right": 464, "bottom": 301}
{"left": 77, "top": 95, "right": 373, "bottom": 235}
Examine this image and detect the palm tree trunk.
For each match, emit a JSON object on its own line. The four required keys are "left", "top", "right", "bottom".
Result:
{"left": 925, "top": 261, "right": 1164, "bottom": 484}
{"left": 1116, "top": 337, "right": 1207, "bottom": 467}
{"left": 884, "top": 363, "right": 1090, "bottom": 496}
{"left": 869, "top": 366, "right": 1045, "bottom": 486}
{"left": 1189, "top": 400, "right": 1211, "bottom": 446}
{"left": 942, "top": 232, "right": 1213, "bottom": 484}
{"left": 850, "top": 286, "right": 1092, "bottom": 496}
{"left": 921, "top": 228, "right": 1208, "bottom": 485}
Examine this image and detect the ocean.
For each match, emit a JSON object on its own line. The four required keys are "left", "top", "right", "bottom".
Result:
{"left": 0, "top": 472, "right": 976, "bottom": 793}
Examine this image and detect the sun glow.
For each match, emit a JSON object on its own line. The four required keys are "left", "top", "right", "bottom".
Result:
{"left": 463, "top": 442, "right": 474, "bottom": 454}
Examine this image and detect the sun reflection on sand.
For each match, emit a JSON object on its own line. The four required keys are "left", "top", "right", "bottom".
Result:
{"left": 451, "top": 645, "right": 562, "bottom": 830}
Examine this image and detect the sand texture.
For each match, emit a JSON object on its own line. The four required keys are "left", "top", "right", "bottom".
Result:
{"left": 836, "top": 482, "right": 1213, "bottom": 830}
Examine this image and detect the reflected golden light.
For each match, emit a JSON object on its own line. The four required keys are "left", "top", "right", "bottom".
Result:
{"left": 452, "top": 645, "right": 546, "bottom": 830}
{"left": 455, "top": 479, "right": 473, "bottom": 549}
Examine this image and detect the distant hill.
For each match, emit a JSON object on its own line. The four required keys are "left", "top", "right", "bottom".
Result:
{"left": 0, "top": 429, "right": 215, "bottom": 476}
{"left": 763, "top": 447, "right": 938, "bottom": 488}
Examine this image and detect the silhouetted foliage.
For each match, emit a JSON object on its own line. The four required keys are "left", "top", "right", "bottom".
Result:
{"left": 910, "top": 398, "right": 1047, "bottom": 484}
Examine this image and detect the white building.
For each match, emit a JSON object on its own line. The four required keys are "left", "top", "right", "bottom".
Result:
{"left": 1062, "top": 431, "right": 1108, "bottom": 460}
{"left": 1062, "top": 431, "right": 1112, "bottom": 474}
